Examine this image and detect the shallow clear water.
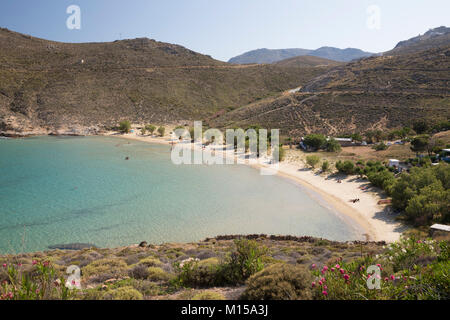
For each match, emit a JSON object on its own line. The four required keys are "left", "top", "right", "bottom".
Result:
{"left": 0, "top": 136, "right": 362, "bottom": 253}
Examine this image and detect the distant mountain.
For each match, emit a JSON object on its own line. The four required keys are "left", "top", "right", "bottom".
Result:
{"left": 228, "top": 47, "right": 374, "bottom": 64}
{"left": 228, "top": 48, "right": 311, "bottom": 64}
{"left": 308, "top": 47, "right": 374, "bottom": 62}
{"left": 387, "top": 26, "right": 450, "bottom": 55}
{"left": 274, "top": 55, "right": 342, "bottom": 68}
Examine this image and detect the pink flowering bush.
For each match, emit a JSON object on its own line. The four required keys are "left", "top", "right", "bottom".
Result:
{"left": 0, "top": 261, "right": 75, "bottom": 300}
{"left": 311, "top": 256, "right": 415, "bottom": 300}
{"left": 310, "top": 238, "right": 449, "bottom": 300}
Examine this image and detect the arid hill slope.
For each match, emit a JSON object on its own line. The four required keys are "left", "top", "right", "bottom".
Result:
{"left": 0, "top": 28, "right": 330, "bottom": 134}
{"left": 213, "top": 45, "right": 450, "bottom": 135}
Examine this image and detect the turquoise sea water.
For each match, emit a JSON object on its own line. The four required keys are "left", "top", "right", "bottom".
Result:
{"left": 0, "top": 136, "right": 363, "bottom": 253}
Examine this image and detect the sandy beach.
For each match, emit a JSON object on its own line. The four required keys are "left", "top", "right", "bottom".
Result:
{"left": 104, "top": 131, "right": 406, "bottom": 242}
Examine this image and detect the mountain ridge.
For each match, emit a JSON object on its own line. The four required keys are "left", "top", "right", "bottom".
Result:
{"left": 228, "top": 46, "right": 374, "bottom": 64}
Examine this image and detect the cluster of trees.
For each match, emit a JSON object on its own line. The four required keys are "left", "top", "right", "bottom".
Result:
{"left": 303, "top": 134, "right": 341, "bottom": 153}
{"left": 334, "top": 158, "right": 449, "bottom": 227}
{"left": 118, "top": 121, "right": 165, "bottom": 136}
{"left": 412, "top": 119, "right": 450, "bottom": 135}
{"left": 390, "top": 165, "right": 449, "bottom": 226}
{"left": 410, "top": 135, "right": 446, "bottom": 156}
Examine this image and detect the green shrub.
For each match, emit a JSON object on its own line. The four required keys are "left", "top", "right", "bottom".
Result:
{"left": 147, "top": 267, "right": 171, "bottom": 281}
{"left": 157, "top": 126, "right": 165, "bottom": 137}
{"left": 373, "top": 142, "right": 388, "bottom": 151}
{"left": 241, "top": 264, "right": 313, "bottom": 300}
{"left": 139, "top": 257, "right": 162, "bottom": 267}
{"left": 306, "top": 155, "right": 320, "bottom": 168}
{"left": 321, "top": 160, "right": 330, "bottom": 172}
{"left": 325, "top": 139, "right": 341, "bottom": 153}
{"left": 277, "top": 145, "right": 285, "bottom": 162}
{"left": 219, "top": 239, "right": 268, "bottom": 285}
{"left": 103, "top": 286, "right": 143, "bottom": 300}
{"left": 82, "top": 258, "right": 128, "bottom": 279}
{"left": 175, "top": 240, "right": 268, "bottom": 287}
{"left": 335, "top": 160, "right": 355, "bottom": 175}
{"left": 271, "top": 144, "right": 285, "bottom": 162}
{"left": 174, "top": 258, "right": 221, "bottom": 288}
{"left": 192, "top": 291, "right": 225, "bottom": 300}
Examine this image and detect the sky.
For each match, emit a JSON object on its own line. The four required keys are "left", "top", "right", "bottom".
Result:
{"left": 1, "top": 0, "right": 449, "bottom": 61}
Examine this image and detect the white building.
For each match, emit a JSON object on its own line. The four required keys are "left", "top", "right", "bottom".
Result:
{"left": 388, "top": 159, "right": 400, "bottom": 168}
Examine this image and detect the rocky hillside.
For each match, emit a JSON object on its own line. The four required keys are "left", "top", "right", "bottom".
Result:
{"left": 388, "top": 26, "right": 450, "bottom": 55}
{"left": 228, "top": 47, "right": 373, "bottom": 64}
{"left": 213, "top": 44, "right": 450, "bottom": 136}
{"left": 0, "top": 28, "right": 330, "bottom": 135}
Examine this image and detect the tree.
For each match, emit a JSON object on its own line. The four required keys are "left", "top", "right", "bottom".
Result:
{"left": 306, "top": 155, "right": 320, "bottom": 168}
{"left": 351, "top": 133, "right": 363, "bottom": 143}
{"left": 119, "top": 120, "right": 131, "bottom": 133}
{"left": 413, "top": 120, "right": 429, "bottom": 134}
{"left": 303, "top": 134, "right": 326, "bottom": 151}
{"left": 336, "top": 160, "right": 355, "bottom": 175}
{"left": 325, "top": 138, "right": 342, "bottom": 153}
{"left": 354, "top": 166, "right": 365, "bottom": 178}
{"left": 145, "top": 125, "right": 156, "bottom": 135}
{"left": 140, "top": 127, "right": 146, "bottom": 135}
{"left": 365, "top": 131, "right": 375, "bottom": 144}
{"left": 157, "top": 126, "right": 165, "bottom": 137}
{"left": 374, "top": 130, "right": 384, "bottom": 142}
{"left": 410, "top": 135, "right": 430, "bottom": 154}
{"left": 427, "top": 138, "right": 444, "bottom": 155}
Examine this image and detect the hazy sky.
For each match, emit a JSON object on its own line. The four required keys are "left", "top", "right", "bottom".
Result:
{"left": 1, "top": 0, "right": 449, "bottom": 61}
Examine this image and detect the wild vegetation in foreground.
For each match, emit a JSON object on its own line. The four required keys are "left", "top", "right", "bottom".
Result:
{"left": 1, "top": 236, "right": 448, "bottom": 300}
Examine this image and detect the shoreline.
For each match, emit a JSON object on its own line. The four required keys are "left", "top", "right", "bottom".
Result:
{"left": 104, "top": 132, "right": 406, "bottom": 243}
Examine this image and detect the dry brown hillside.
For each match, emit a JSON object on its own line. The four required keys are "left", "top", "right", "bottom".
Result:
{"left": 212, "top": 45, "right": 450, "bottom": 135}
{"left": 0, "top": 28, "right": 330, "bottom": 134}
